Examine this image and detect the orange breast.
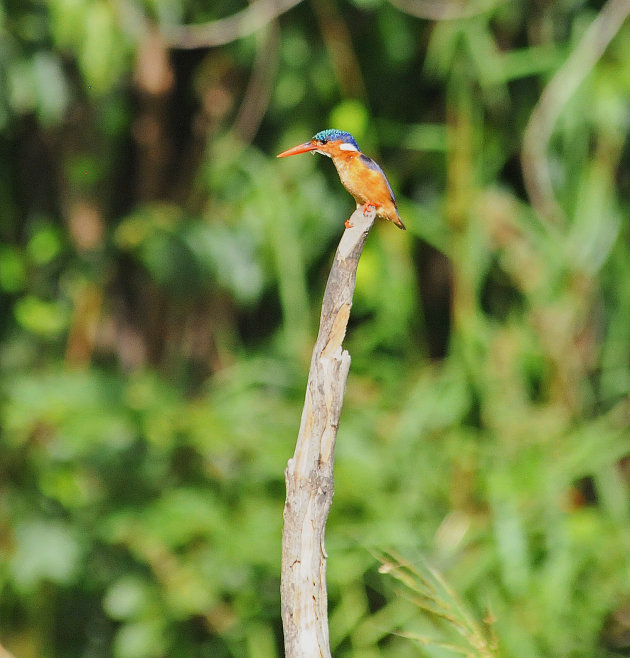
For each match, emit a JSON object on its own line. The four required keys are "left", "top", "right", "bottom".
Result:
{"left": 333, "top": 153, "right": 385, "bottom": 203}
{"left": 331, "top": 152, "right": 401, "bottom": 225}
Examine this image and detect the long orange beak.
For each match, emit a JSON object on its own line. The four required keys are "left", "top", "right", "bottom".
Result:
{"left": 276, "top": 141, "right": 318, "bottom": 158}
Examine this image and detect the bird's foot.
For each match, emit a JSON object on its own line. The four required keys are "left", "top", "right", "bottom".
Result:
{"left": 362, "top": 203, "right": 380, "bottom": 216}
{"left": 345, "top": 218, "right": 354, "bottom": 229}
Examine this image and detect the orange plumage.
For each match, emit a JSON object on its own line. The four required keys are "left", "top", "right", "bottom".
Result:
{"left": 277, "top": 129, "right": 405, "bottom": 230}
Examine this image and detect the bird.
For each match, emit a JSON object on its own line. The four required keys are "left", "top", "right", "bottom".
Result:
{"left": 277, "top": 129, "right": 405, "bottom": 230}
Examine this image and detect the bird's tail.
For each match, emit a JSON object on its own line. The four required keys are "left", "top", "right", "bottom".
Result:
{"left": 392, "top": 213, "right": 406, "bottom": 230}
{"left": 385, "top": 201, "right": 405, "bottom": 230}
{"left": 373, "top": 201, "right": 406, "bottom": 230}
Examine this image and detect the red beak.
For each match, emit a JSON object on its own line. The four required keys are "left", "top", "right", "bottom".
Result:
{"left": 276, "top": 141, "right": 318, "bottom": 158}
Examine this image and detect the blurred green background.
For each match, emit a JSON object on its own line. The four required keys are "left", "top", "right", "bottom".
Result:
{"left": 2, "top": 0, "right": 630, "bottom": 656}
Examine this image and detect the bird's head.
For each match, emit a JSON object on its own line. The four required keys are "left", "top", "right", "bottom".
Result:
{"left": 277, "top": 129, "right": 361, "bottom": 159}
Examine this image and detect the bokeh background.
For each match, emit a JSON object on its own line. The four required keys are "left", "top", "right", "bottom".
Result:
{"left": 3, "top": 0, "right": 630, "bottom": 656}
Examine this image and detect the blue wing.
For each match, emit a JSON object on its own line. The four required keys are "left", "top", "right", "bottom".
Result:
{"left": 359, "top": 154, "right": 397, "bottom": 206}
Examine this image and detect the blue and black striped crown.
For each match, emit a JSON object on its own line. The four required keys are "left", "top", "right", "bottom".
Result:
{"left": 312, "top": 129, "right": 360, "bottom": 150}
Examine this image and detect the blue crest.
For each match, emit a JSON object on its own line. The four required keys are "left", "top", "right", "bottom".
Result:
{"left": 312, "top": 129, "right": 360, "bottom": 150}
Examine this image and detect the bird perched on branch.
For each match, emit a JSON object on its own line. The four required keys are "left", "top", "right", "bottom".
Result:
{"left": 277, "top": 129, "right": 405, "bottom": 230}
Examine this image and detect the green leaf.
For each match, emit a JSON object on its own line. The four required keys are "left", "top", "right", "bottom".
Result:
{"left": 0, "top": 246, "right": 26, "bottom": 292}
{"left": 13, "top": 295, "right": 69, "bottom": 337}
{"left": 11, "top": 521, "right": 82, "bottom": 591}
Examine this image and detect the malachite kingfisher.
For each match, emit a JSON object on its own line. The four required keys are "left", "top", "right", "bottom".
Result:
{"left": 277, "top": 129, "right": 406, "bottom": 230}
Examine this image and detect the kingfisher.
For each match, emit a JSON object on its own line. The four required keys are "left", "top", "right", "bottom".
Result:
{"left": 277, "top": 129, "right": 405, "bottom": 230}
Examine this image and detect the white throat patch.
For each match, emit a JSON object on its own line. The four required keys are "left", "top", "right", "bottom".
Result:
{"left": 339, "top": 142, "right": 359, "bottom": 152}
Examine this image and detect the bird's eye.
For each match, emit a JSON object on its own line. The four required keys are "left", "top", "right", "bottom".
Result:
{"left": 318, "top": 139, "right": 327, "bottom": 145}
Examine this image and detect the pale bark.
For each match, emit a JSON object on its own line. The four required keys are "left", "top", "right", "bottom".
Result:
{"left": 281, "top": 207, "right": 376, "bottom": 657}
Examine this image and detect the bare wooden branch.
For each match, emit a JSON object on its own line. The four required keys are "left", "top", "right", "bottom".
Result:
{"left": 521, "top": 0, "right": 630, "bottom": 226}
{"left": 281, "top": 207, "right": 376, "bottom": 658}
{"left": 0, "top": 643, "right": 16, "bottom": 658}
{"left": 387, "top": 0, "right": 506, "bottom": 21}
{"left": 161, "top": 0, "right": 304, "bottom": 49}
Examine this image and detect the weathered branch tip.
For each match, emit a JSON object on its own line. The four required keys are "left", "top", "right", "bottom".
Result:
{"left": 281, "top": 207, "right": 376, "bottom": 658}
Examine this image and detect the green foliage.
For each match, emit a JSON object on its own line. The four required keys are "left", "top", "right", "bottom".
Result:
{"left": 375, "top": 550, "right": 498, "bottom": 656}
{"left": 2, "top": 0, "right": 630, "bottom": 656}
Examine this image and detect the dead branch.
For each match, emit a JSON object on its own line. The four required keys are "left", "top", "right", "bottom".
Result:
{"left": 281, "top": 207, "right": 376, "bottom": 657}
{"left": 162, "top": 0, "right": 304, "bottom": 49}
{"left": 521, "top": 0, "right": 630, "bottom": 226}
